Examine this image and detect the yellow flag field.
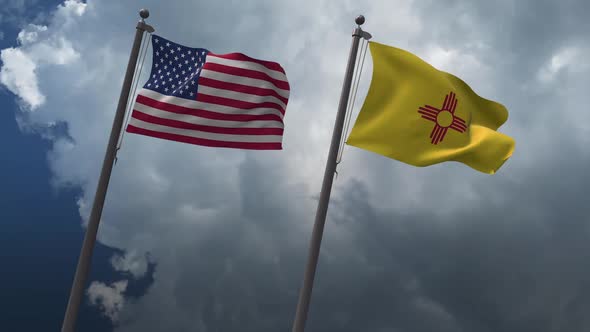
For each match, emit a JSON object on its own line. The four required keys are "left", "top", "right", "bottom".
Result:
{"left": 347, "top": 42, "right": 515, "bottom": 174}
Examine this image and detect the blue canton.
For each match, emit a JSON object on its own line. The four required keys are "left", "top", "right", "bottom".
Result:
{"left": 144, "top": 35, "right": 209, "bottom": 100}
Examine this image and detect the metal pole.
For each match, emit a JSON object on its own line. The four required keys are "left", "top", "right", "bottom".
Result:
{"left": 291, "top": 15, "right": 366, "bottom": 332}
{"left": 60, "top": 9, "right": 154, "bottom": 332}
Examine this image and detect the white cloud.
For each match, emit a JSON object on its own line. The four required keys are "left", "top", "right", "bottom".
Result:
{"left": 0, "top": 47, "right": 44, "bottom": 108}
{"left": 110, "top": 251, "right": 149, "bottom": 279}
{"left": 17, "top": 24, "right": 48, "bottom": 44}
{"left": 538, "top": 47, "right": 578, "bottom": 83}
{"left": 537, "top": 45, "right": 590, "bottom": 83}
{"left": 0, "top": 1, "right": 84, "bottom": 110}
{"left": 87, "top": 280, "right": 128, "bottom": 322}
{"left": 60, "top": 0, "right": 87, "bottom": 17}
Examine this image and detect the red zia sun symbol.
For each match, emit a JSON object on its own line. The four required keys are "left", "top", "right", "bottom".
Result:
{"left": 417, "top": 92, "right": 467, "bottom": 145}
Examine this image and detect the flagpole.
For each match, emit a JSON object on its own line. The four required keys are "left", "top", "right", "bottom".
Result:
{"left": 291, "top": 15, "right": 367, "bottom": 332}
{"left": 60, "top": 9, "right": 154, "bottom": 332}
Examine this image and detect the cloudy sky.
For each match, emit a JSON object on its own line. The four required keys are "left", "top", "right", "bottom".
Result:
{"left": 1, "top": 0, "right": 590, "bottom": 331}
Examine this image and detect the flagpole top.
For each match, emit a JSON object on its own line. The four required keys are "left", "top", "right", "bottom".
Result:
{"left": 139, "top": 9, "right": 149, "bottom": 20}
{"left": 355, "top": 15, "right": 365, "bottom": 26}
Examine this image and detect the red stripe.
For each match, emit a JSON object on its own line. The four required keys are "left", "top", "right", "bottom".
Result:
{"left": 196, "top": 93, "right": 285, "bottom": 115}
{"left": 136, "top": 94, "right": 284, "bottom": 123}
{"left": 126, "top": 125, "right": 282, "bottom": 150}
{"left": 438, "top": 128, "right": 448, "bottom": 143}
{"left": 423, "top": 105, "right": 440, "bottom": 112}
{"left": 452, "top": 121, "right": 466, "bottom": 130}
{"left": 202, "top": 63, "right": 290, "bottom": 91}
{"left": 450, "top": 124, "right": 466, "bottom": 132}
{"left": 418, "top": 108, "right": 437, "bottom": 114}
{"left": 418, "top": 107, "right": 438, "bottom": 115}
{"left": 433, "top": 127, "right": 442, "bottom": 144}
{"left": 430, "top": 126, "right": 438, "bottom": 139}
{"left": 198, "top": 77, "right": 289, "bottom": 105}
{"left": 207, "top": 53, "right": 286, "bottom": 74}
{"left": 450, "top": 98, "right": 458, "bottom": 113}
{"left": 452, "top": 119, "right": 467, "bottom": 130}
{"left": 132, "top": 110, "right": 284, "bottom": 136}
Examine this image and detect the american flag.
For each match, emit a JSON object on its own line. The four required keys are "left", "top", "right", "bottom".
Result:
{"left": 126, "top": 35, "right": 290, "bottom": 150}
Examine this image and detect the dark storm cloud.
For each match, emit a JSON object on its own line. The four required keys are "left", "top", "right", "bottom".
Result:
{"left": 303, "top": 135, "right": 590, "bottom": 332}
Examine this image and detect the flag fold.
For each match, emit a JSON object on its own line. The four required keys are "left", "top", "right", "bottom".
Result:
{"left": 346, "top": 41, "right": 515, "bottom": 174}
{"left": 126, "top": 35, "right": 290, "bottom": 150}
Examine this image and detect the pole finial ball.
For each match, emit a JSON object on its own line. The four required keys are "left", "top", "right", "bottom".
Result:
{"left": 355, "top": 15, "right": 365, "bottom": 25}
{"left": 139, "top": 9, "right": 150, "bottom": 19}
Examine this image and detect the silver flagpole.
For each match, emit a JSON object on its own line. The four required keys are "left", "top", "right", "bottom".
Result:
{"left": 61, "top": 9, "right": 155, "bottom": 332}
{"left": 291, "top": 15, "right": 369, "bottom": 332}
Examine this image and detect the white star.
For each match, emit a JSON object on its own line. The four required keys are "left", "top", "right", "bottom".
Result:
{"left": 172, "top": 84, "right": 176, "bottom": 88}
{"left": 155, "top": 84, "right": 159, "bottom": 88}
{"left": 185, "top": 60, "right": 189, "bottom": 64}
{"left": 182, "top": 70, "right": 186, "bottom": 75}
{"left": 178, "top": 80, "right": 182, "bottom": 85}
{"left": 170, "top": 49, "right": 175, "bottom": 54}
{"left": 158, "top": 69, "right": 162, "bottom": 73}
{"left": 181, "top": 53, "right": 185, "bottom": 58}
{"left": 160, "top": 46, "right": 164, "bottom": 50}
{"left": 154, "top": 38, "right": 159, "bottom": 43}
{"left": 156, "top": 51, "right": 159, "bottom": 56}
{"left": 166, "top": 72, "right": 170, "bottom": 76}
{"left": 160, "top": 59, "right": 164, "bottom": 63}
{"left": 166, "top": 42, "right": 170, "bottom": 47}
{"left": 178, "top": 63, "right": 182, "bottom": 68}
{"left": 164, "top": 65, "right": 168, "bottom": 70}
{"left": 172, "top": 68, "right": 176, "bottom": 72}
{"left": 152, "top": 74, "right": 156, "bottom": 78}
{"left": 155, "top": 63, "right": 159, "bottom": 68}
{"left": 160, "top": 75, "right": 163, "bottom": 79}
{"left": 191, "top": 57, "right": 195, "bottom": 61}
{"left": 176, "top": 74, "right": 179, "bottom": 78}
{"left": 162, "top": 81, "right": 166, "bottom": 85}
{"left": 177, "top": 47, "right": 181, "bottom": 51}
{"left": 164, "top": 87, "right": 169, "bottom": 92}
{"left": 174, "top": 56, "right": 179, "bottom": 61}
{"left": 165, "top": 53, "right": 169, "bottom": 58}
{"left": 147, "top": 83, "right": 151, "bottom": 87}
{"left": 191, "top": 80, "right": 195, "bottom": 85}
{"left": 168, "top": 77, "right": 172, "bottom": 82}
{"left": 190, "top": 92, "right": 194, "bottom": 96}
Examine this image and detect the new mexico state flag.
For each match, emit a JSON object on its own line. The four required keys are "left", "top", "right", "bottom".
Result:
{"left": 346, "top": 42, "right": 515, "bottom": 174}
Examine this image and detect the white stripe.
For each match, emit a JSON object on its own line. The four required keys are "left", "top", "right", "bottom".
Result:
{"left": 200, "top": 70, "right": 290, "bottom": 99}
{"left": 197, "top": 85, "right": 287, "bottom": 110}
{"left": 134, "top": 102, "right": 284, "bottom": 128}
{"left": 206, "top": 55, "right": 288, "bottom": 82}
{"left": 137, "top": 89, "right": 285, "bottom": 120}
{"left": 128, "top": 117, "right": 283, "bottom": 143}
